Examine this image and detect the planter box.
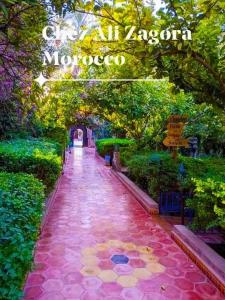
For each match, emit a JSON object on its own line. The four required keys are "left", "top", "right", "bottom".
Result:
{"left": 172, "top": 225, "right": 225, "bottom": 295}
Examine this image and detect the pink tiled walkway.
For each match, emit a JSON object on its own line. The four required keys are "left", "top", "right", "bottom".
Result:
{"left": 24, "top": 148, "right": 225, "bottom": 300}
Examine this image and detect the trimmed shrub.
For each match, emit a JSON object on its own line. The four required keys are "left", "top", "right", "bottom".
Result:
{"left": 126, "top": 154, "right": 150, "bottom": 190}
{"left": 0, "top": 138, "right": 62, "bottom": 191}
{"left": 126, "top": 152, "right": 179, "bottom": 200}
{"left": 0, "top": 172, "right": 45, "bottom": 300}
{"left": 95, "top": 138, "right": 134, "bottom": 158}
{"left": 125, "top": 147, "right": 225, "bottom": 230}
{"left": 39, "top": 126, "right": 69, "bottom": 154}
{"left": 120, "top": 143, "right": 138, "bottom": 166}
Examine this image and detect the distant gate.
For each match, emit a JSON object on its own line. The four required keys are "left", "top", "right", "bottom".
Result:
{"left": 70, "top": 125, "right": 88, "bottom": 147}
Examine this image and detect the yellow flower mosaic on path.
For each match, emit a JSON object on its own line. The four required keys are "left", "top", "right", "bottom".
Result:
{"left": 81, "top": 240, "right": 165, "bottom": 288}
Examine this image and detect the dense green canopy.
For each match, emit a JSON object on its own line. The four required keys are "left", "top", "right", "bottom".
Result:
{"left": 0, "top": 0, "right": 224, "bottom": 154}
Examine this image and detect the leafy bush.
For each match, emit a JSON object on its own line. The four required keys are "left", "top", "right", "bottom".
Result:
{"left": 38, "top": 126, "right": 69, "bottom": 155}
{"left": 186, "top": 178, "right": 225, "bottom": 231}
{"left": 180, "top": 156, "right": 225, "bottom": 189}
{"left": 0, "top": 138, "right": 62, "bottom": 191}
{"left": 125, "top": 148, "right": 225, "bottom": 230}
{"left": 126, "top": 154, "right": 150, "bottom": 190}
{"left": 120, "top": 142, "right": 138, "bottom": 166}
{"left": 0, "top": 172, "right": 45, "bottom": 300}
{"left": 96, "top": 138, "right": 134, "bottom": 158}
{"left": 126, "top": 152, "right": 179, "bottom": 200}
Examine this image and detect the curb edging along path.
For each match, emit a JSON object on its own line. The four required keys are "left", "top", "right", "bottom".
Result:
{"left": 42, "top": 148, "right": 70, "bottom": 228}
{"left": 111, "top": 170, "right": 159, "bottom": 215}
{"left": 172, "top": 225, "right": 225, "bottom": 295}
{"left": 41, "top": 151, "right": 68, "bottom": 229}
{"left": 110, "top": 166, "right": 225, "bottom": 295}
{"left": 41, "top": 172, "right": 63, "bottom": 229}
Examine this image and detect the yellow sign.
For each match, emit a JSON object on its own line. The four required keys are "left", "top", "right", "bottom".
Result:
{"left": 167, "top": 123, "right": 184, "bottom": 136}
{"left": 163, "top": 115, "right": 189, "bottom": 149}
{"left": 163, "top": 136, "right": 189, "bottom": 148}
{"left": 168, "top": 115, "right": 188, "bottom": 123}
{"left": 167, "top": 122, "right": 184, "bottom": 130}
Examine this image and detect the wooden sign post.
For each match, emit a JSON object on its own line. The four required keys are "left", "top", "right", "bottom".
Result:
{"left": 163, "top": 115, "right": 189, "bottom": 159}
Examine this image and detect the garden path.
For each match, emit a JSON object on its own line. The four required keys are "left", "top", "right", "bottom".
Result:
{"left": 23, "top": 147, "right": 224, "bottom": 300}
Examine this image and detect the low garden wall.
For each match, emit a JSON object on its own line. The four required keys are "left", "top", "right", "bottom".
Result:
{"left": 172, "top": 225, "right": 225, "bottom": 294}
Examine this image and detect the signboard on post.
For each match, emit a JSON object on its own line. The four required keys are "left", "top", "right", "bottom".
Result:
{"left": 163, "top": 115, "right": 189, "bottom": 159}
{"left": 163, "top": 136, "right": 189, "bottom": 147}
{"left": 168, "top": 115, "right": 188, "bottom": 123}
{"left": 167, "top": 123, "right": 185, "bottom": 137}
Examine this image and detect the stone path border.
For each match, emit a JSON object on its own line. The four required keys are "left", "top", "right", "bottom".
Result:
{"left": 172, "top": 225, "right": 225, "bottom": 295}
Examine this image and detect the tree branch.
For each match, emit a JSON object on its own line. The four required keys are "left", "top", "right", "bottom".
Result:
{"left": 159, "top": 49, "right": 225, "bottom": 94}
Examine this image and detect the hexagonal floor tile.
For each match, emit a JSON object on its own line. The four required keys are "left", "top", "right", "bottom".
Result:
{"left": 80, "top": 266, "right": 101, "bottom": 277}
{"left": 62, "top": 284, "right": 84, "bottom": 298}
{"left": 146, "top": 262, "right": 165, "bottom": 273}
{"left": 98, "top": 270, "right": 118, "bottom": 282}
{"left": 111, "top": 255, "right": 129, "bottom": 265}
{"left": 24, "top": 286, "right": 43, "bottom": 299}
{"left": 121, "top": 287, "right": 144, "bottom": 300}
{"left": 117, "top": 275, "right": 138, "bottom": 288}
{"left": 81, "top": 255, "right": 99, "bottom": 266}
{"left": 42, "top": 279, "right": 64, "bottom": 292}
{"left": 113, "top": 264, "right": 133, "bottom": 276}
{"left": 82, "top": 276, "right": 102, "bottom": 290}
{"left": 132, "top": 268, "right": 152, "bottom": 280}
{"left": 129, "top": 258, "right": 146, "bottom": 268}
{"left": 38, "top": 292, "right": 64, "bottom": 300}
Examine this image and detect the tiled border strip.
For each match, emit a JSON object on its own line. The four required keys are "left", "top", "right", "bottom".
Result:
{"left": 172, "top": 225, "right": 225, "bottom": 295}
{"left": 111, "top": 170, "right": 159, "bottom": 215}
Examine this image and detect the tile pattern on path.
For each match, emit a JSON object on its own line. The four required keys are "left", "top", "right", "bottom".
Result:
{"left": 23, "top": 147, "right": 225, "bottom": 300}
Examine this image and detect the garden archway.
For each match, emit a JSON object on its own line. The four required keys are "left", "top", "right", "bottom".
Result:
{"left": 70, "top": 125, "right": 88, "bottom": 147}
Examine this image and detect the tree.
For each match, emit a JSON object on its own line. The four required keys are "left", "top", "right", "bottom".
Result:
{"left": 0, "top": 1, "right": 47, "bottom": 136}
{"left": 155, "top": 0, "right": 225, "bottom": 109}
{"left": 69, "top": 0, "right": 225, "bottom": 109}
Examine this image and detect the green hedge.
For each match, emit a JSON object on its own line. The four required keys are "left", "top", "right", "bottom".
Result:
{"left": 126, "top": 151, "right": 225, "bottom": 196}
{"left": 124, "top": 148, "right": 225, "bottom": 230}
{"left": 126, "top": 152, "right": 179, "bottom": 200}
{"left": 0, "top": 172, "right": 45, "bottom": 300}
{"left": 95, "top": 138, "right": 134, "bottom": 158}
{"left": 0, "top": 138, "right": 62, "bottom": 192}
{"left": 38, "top": 126, "right": 68, "bottom": 154}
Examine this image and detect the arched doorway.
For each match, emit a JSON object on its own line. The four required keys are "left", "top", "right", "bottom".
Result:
{"left": 74, "top": 128, "right": 83, "bottom": 147}
{"left": 70, "top": 125, "right": 88, "bottom": 147}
